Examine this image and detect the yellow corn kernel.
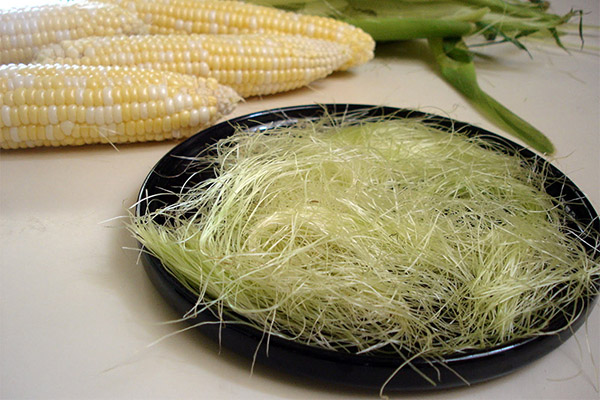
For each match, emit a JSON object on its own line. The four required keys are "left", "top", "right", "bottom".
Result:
{"left": 0, "top": 0, "right": 148, "bottom": 65}
{"left": 95, "top": 0, "right": 373, "bottom": 70}
{"left": 36, "top": 33, "right": 352, "bottom": 97}
{"left": 0, "top": 63, "right": 240, "bottom": 149}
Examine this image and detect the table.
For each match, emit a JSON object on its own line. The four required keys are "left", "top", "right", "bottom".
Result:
{"left": 1, "top": 1, "right": 598, "bottom": 398}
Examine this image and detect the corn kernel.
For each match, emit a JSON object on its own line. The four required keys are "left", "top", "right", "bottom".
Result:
{"left": 34, "top": 32, "right": 356, "bottom": 97}
{"left": 0, "top": 1, "right": 148, "bottom": 64}
{"left": 0, "top": 63, "right": 240, "bottom": 149}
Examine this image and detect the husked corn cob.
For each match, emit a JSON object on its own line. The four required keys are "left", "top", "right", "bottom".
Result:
{"left": 0, "top": 0, "right": 148, "bottom": 65}
{"left": 97, "top": 0, "right": 374, "bottom": 70}
{"left": 35, "top": 34, "right": 351, "bottom": 97}
{"left": 0, "top": 63, "right": 240, "bottom": 149}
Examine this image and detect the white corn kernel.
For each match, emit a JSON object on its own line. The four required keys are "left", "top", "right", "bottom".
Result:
{"left": 1, "top": 63, "right": 240, "bottom": 148}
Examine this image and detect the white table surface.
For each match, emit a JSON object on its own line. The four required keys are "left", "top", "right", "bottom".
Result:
{"left": 1, "top": 1, "right": 599, "bottom": 398}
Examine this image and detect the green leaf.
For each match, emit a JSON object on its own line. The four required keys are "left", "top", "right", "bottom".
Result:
{"left": 343, "top": 18, "right": 477, "bottom": 41}
{"left": 428, "top": 37, "right": 555, "bottom": 154}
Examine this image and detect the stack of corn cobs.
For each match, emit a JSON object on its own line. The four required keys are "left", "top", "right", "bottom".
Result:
{"left": 0, "top": 0, "right": 579, "bottom": 150}
{"left": 0, "top": 0, "right": 374, "bottom": 149}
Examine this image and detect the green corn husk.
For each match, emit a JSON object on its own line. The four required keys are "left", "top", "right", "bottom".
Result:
{"left": 245, "top": 0, "right": 582, "bottom": 154}
{"left": 246, "top": 0, "right": 574, "bottom": 44}
{"left": 428, "top": 37, "right": 555, "bottom": 154}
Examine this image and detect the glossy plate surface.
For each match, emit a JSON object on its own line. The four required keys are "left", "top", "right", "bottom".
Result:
{"left": 136, "top": 104, "right": 599, "bottom": 391}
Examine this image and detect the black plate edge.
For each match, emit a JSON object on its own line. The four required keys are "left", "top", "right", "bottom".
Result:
{"left": 135, "top": 104, "right": 600, "bottom": 391}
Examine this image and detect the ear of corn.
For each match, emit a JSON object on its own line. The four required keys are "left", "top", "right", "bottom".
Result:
{"left": 96, "top": 0, "right": 374, "bottom": 70}
{"left": 34, "top": 33, "right": 351, "bottom": 97}
{"left": 0, "top": 0, "right": 149, "bottom": 65}
{"left": 0, "top": 63, "right": 240, "bottom": 149}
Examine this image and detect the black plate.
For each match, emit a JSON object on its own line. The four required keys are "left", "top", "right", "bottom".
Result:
{"left": 135, "top": 104, "right": 599, "bottom": 392}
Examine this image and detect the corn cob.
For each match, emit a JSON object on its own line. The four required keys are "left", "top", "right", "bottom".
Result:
{"left": 0, "top": 0, "right": 148, "bottom": 65}
{"left": 96, "top": 0, "right": 374, "bottom": 70}
{"left": 34, "top": 33, "right": 351, "bottom": 97}
{"left": 0, "top": 63, "right": 240, "bottom": 149}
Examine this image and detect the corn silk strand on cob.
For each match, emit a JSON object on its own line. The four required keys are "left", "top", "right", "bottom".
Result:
{"left": 95, "top": 0, "right": 374, "bottom": 70}
{"left": 34, "top": 34, "right": 352, "bottom": 97}
{"left": 0, "top": 63, "right": 240, "bottom": 149}
{"left": 0, "top": 0, "right": 148, "bottom": 65}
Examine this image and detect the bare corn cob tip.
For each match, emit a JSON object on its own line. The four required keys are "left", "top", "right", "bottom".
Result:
{"left": 0, "top": 63, "right": 240, "bottom": 149}
{"left": 96, "top": 0, "right": 374, "bottom": 70}
{"left": 34, "top": 33, "right": 352, "bottom": 97}
{"left": 0, "top": 0, "right": 148, "bottom": 65}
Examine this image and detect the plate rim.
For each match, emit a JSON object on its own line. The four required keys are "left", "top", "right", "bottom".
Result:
{"left": 135, "top": 103, "right": 599, "bottom": 391}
